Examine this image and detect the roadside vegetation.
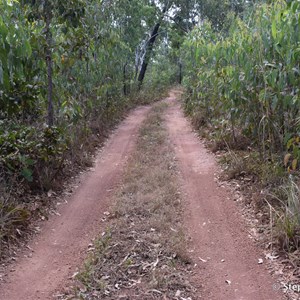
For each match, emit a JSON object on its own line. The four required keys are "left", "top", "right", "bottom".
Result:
{"left": 182, "top": 0, "right": 300, "bottom": 264}
{"left": 60, "top": 103, "right": 195, "bottom": 300}
{"left": 1, "top": 0, "right": 299, "bottom": 282}
{"left": 0, "top": 0, "right": 180, "bottom": 257}
{"left": 0, "top": 0, "right": 255, "bottom": 260}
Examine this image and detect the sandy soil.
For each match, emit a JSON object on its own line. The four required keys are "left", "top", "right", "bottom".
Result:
{"left": 0, "top": 105, "right": 151, "bottom": 300}
{"left": 165, "top": 91, "right": 283, "bottom": 300}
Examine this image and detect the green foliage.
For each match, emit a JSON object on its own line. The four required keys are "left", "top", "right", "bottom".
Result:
{"left": 182, "top": 0, "right": 300, "bottom": 159}
{"left": 0, "top": 121, "right": 67, "bottom": 187}
{"left": 0, "top": 0, "right": 187, "bottom": 195}
{"left": 0, "top": 1, "right": 41, "bottom": 116}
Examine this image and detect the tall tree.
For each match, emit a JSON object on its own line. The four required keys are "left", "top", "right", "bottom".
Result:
{"left": 137, "top": 3, "right": 171, "bottom": 88}
{"left": 22, "top": 0, "right": 84, "bottom": 126}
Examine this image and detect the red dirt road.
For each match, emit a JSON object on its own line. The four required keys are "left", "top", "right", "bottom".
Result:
{"left": 0, "top": 91, "right": 285, "bottom": 300}
{"left": 165, "top": 92, "right": 283, "bottom": 300}
{"left": 0, "top": 105, "right": 151, "bottom": 300}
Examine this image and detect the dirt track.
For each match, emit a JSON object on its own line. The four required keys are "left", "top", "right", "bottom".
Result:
{"left": 0, "top": 105, "right": 151, "bottom": 300}
{"left": 0, "top": 91, "right": 284, "bottom": 300}
{"left": 165, "top": 91, "right": 282, "bottom": 300}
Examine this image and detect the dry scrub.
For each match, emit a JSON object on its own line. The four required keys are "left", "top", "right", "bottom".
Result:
{"left": 60, "top": 103, "right": 195, "bottom": 300}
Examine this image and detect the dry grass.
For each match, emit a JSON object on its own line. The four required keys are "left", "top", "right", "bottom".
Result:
{"left": 60, "top": 103, "right": 195, "bottom": 300}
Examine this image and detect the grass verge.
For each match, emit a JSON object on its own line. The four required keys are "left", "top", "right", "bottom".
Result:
{"left": 60, "top": 103, "right": 195, "bottom": 300}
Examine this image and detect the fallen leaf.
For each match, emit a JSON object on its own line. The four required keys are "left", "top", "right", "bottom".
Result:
{"left": 292, "top": 158, "right": 298, "bottom": 170}
{"left": 199, "top": 257, "right": 207, "bottom": 263}
{"left": 71, "top": 271, "right": 79, "bottom": 278}
{"left": 265, "top": 253, "right": 279, "bottom": 261}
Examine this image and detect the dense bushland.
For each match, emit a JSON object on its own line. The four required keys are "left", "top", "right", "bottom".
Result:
{"left": 1, "top": 0, "right": 247, "bottom": 251}
{"left": 0, "top": 0, "right": 182, "bottom": 252}
{"left": 0, "top": 0, "right": 165, "bottom": 189}
{"left": 182, "top": 0, "right": 300, "bottom": 251}
{"left": 2, "top": 0, "right": 299, "bottom": 262}
{"left": 0, "top": 0, "right": 243, "bottom": 255}
{"left": 183, "top": 0, "right": 299, "bottom": 156}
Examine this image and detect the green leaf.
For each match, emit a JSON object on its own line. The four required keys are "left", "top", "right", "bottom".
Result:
{"left": 271, "top": 18, "right": 277, "bottom": 40}
{"left": 21, "top": 168, "right": 33, "bottom": 182}
{"left": 24, "top": 40, "right": 32, "bottom": 57}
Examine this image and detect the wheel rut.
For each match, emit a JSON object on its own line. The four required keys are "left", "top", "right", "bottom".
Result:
{"left": 164, "top": 91, "right": 283, "bottom": 300}
{"left": 0, "top": 105, "right": 151, "bottom": 300}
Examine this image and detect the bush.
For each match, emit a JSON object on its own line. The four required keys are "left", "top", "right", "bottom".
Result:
{"left": 182, "top": 0, "right": 300, "bottom": 158}
{"left": 0, "top": 121, "right": 67, "bottom": 189}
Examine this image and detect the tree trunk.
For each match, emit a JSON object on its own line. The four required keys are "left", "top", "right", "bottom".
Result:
{"left": 179, "top": 60, "right": 182, "bottom": 84}
{"left": 137, "top": 23, "right": 160, "bottom": 89}
{"left": 45, "top": 9, "right": 54, "bottom": 127}
{"left": 123, "top": 62, "right": 127, "bottom": 96}
{"left": 137, "top": 5, "right": 168, "bottom": 89}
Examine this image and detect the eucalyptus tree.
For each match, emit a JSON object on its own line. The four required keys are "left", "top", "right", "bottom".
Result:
{"left": 0, "top": 0, "right": 33, "bottom": 117}
{"left": 21, "top": 0, "right": 85, "bottom": 126}
{"left": 181, "top": 0, "right": 300, "bottom": 156}
{"left": 135, "top": 0, "right": 201, "bottom": 87}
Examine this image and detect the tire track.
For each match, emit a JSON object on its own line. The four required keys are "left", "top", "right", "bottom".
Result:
{"left": 0, "top": 105, "right": 151, "bottom": 300}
